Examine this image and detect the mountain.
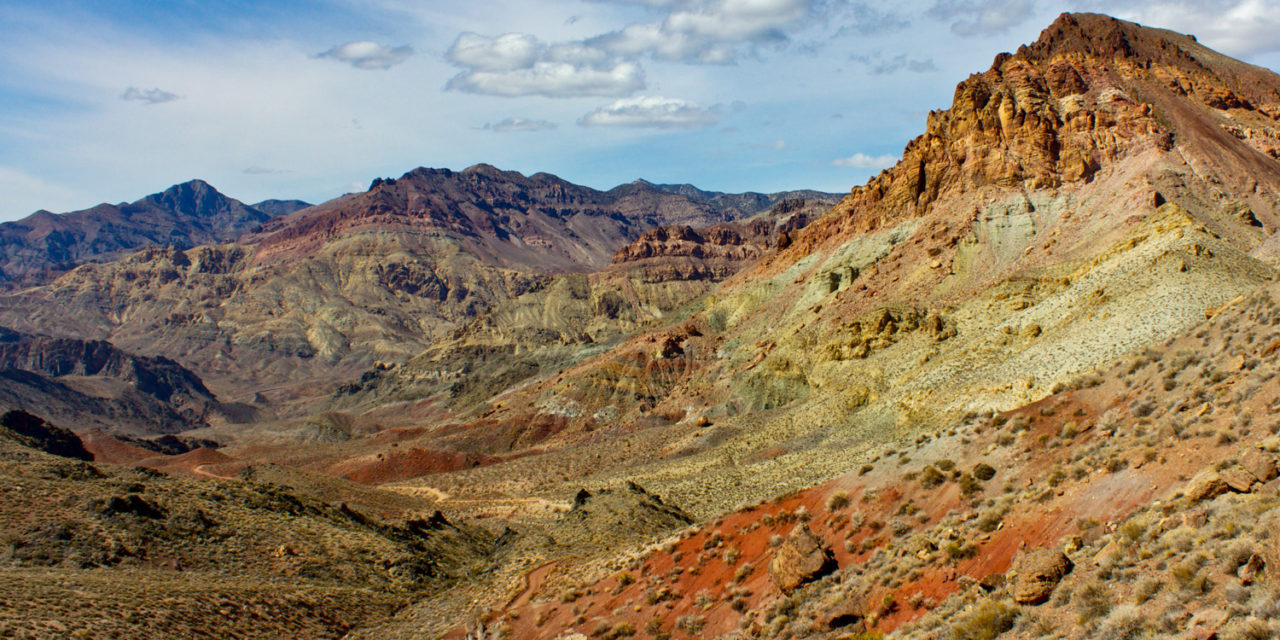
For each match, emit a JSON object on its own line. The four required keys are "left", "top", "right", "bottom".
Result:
{"left": 7, "top": 12, "right": 1280, "bottom": 640}
{"left": 0, "top": 166, "right": 837, "bottom": 406}
{"left": 431, "top": 13, "right": 1280, "bottom": 638}
{"left": 0, "top": 180, "right": 297, "bottom": 288}
{"left": 379, "top": 10, "right": 1279, "bottom": 495}
{"left": 249, "top": 198, "right": 312, "bottom": 217}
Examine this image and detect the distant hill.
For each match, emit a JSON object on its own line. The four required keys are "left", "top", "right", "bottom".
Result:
{"left": 0, "top": 180, "right": 305, "bottom": 287}
{"left": 0, "top": 166, "right": 838, "bottom": 406}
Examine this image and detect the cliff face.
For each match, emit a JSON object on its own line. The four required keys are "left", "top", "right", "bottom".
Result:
{"left": 0, "top": 327, "right": 241, "bottom": 435}
{"left": 787, "top": 13, "right": 1280, "bottom": 256}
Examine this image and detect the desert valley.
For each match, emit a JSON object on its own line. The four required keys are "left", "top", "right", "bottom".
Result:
{"left": 5, "top": 10, "right": 1280, "bottom": 640}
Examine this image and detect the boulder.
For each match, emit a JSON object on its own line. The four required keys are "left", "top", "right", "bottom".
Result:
{"left": 1012, "top": 548, "right": 1073, "bottom": 604}
{"left": 1240, "top": 449, "right": 1279, "bottom": 483}
{"left": 1238, "top": 554, "right": 1266, "bottom": 585}
{"left": 1184, "top": 470, "right": 1231, "bottom": 503}
{"left": 769, "top": 525, "right": 836, "bottom": 593}
{"left": 1220, "top": 466, "right": 1258, "bottom": 493}
{"left": 822, "top": 594, "right": 866, "bottom": 629}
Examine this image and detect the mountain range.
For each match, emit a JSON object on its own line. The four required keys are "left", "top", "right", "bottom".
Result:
{"left": 4, "top": 12, "right": 1280, "bottom": 640}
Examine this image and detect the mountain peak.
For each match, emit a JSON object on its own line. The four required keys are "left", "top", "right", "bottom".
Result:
{"left": 1018, "top": 12, "right": 1203, "bottom": 70}
{"left": 461, "top": 163, "right": 523, "bottom": 180}
{"left": 142, "top": 179, "right": 240, "bottom": 219}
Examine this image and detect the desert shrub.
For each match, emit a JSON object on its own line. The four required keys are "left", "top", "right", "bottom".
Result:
{"left": 860, "top": 464, "right": 874, "bottom": 475}
{"left": 950, "top": 601, "right": 1019, "bottom": 640}
{"left": 936, "top": 459, "right": 956, "bottom": 472}
{"left": 1097, "top": 604, "right": 1148, "bottom": 640}
{"left": 827, "top": 490, "right": 851, "bottom": 510}
{"left": 723, "top": 547, "right": 741, "bottom": 565}
{"left": 973, "top": 463, "right": 997, "bottom": 481}
{"left": 1133, "top": 578, "right": 1163, "bottom": 604}
{"left": 920, "top": 466, "right": 946, "bottom": 489}
{"left": 1119, "top": 521, "right": 1146, "bottom": 543}
{"left": 1076, "top": 583, "right": 1112, "bottom": 623}
{"left": 1222, "top": 619, "right": 1273, "bottom": 640}
{"left": 1171, "top": 559, "right": 1210, "bottom": 593}
{"left": 945, "top": 541, "right": 977, "bottom": 560}
{"left": 674, "top": 615, "right": 706, "bottom": 634}
{"left": 976, "top": 508, "right": 1004, "bottom": 532}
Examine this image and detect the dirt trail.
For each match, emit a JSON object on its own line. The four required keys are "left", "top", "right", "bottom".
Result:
{"left": 503, "top": 561, "right": 561, "bottom": 612}
{"left": 384, "top": 485, "right": 566, "bottom": 512}
{"left": 192, "top": 464, "right": 234, "bottom": 480}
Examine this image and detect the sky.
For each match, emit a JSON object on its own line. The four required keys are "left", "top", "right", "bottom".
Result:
{"left": 2, "top": 0, "right": 1280, "bottom": 220}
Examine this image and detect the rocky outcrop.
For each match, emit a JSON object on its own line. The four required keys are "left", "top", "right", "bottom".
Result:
{"left": 788, "top": 12, "right": 1280, "bottom": 256}
{"left": 610, "top": 200, "right": 829, "bottom": 285}
{"left": 0, "top": 327, "right": 243, "bottom": 435}
{"left": 769, "top": 525, "right": 836, "bottom": 593}
{"left": 559, "top": 482, "right": 694, "bottom": 549}
{"left": 0, "top": 409, "right": 93, "bottom": 460}
{"left": 1011, "top": 548, "right": 1073, "bottom": 604}
{"left": 0, "top": 327, "right": 221, "bottom": 418}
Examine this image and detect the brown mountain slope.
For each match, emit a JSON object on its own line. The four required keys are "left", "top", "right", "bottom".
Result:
{"left": 484, "top": 280, "right": 1280, "bottom": 640}
{"left": 328, "top": 197, "right": 828, "bottom": 420}
{"left": 346, "top": 12, "right": 1279, "bottom": 532}
{"left": 0, "top": 168, "right": 834, "bottom": 407}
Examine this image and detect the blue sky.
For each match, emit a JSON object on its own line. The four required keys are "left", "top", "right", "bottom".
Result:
{"left": 2, "top": 0, "right": 1279, "bottom": 220}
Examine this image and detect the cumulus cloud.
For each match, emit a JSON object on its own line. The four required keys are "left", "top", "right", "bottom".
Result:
{"left": 588, "top": 0, "right": 824, "bottom": 64}
{"left": 120, "top": 87, "right": 180, "bottom": 104}
{"left": 578, "top": 96, "right": 721, "bottom": 129}
{"left": 448, "top": 32, "right": 542, "bottom": 71}
{"left": 316, "top": 41, "right": 413, "bottom": 69}
{"left": 832, "top": 152, "right": 898, "bottom": 169}
{"left": 483, "top": 118, "right": 558, "bottom": 132}
{"left": 445, "top": 32, "right": 643, "bottom": 97}
{"left": 927, "top": 0, "right": 1036, "bottom": 37}
{"left": 448, "top": 62, "right": 644, "bottom": 97}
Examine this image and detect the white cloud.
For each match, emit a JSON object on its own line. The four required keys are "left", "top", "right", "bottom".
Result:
{"left": 484, "top": 118, "right": 558, "bottom": 132}
{"left": 579, "top": 96, "right": 721, "bottom": 128}
{"left": 447, "top": 61, "right": 644, "bottom": 97}
{"left": 447, "top": 32, "right": 543, "bottom": 71}
{"left": 444, "top": 32, "right": 642, "bottom": 97}
{"left": 832, "top": 152, "right": 898, "bottom": 169}
{"left": 120, "top": 86, "right": 180, "bottom": 104}
{"left": 927, "top": 0, "right": 1036, "bottom": 37}
{"left": 316, "top": 41, "right": 413, "bottom": 69}
{"left": 588, "top": 0, "right": 824, "bottom": 64}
